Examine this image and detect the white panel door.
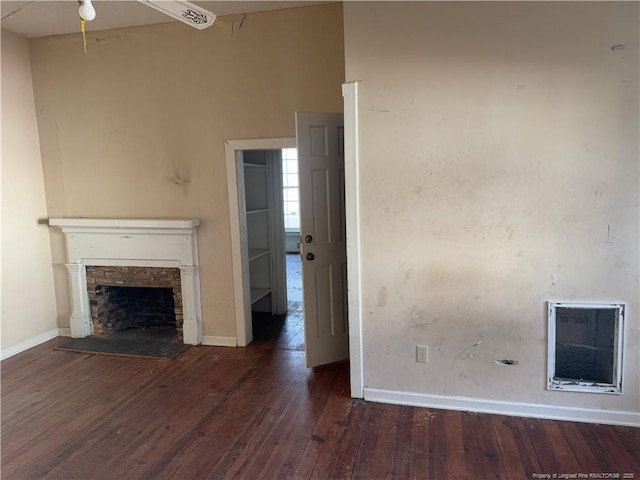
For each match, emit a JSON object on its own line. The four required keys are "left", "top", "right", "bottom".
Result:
{"left": 296, "top": 112, "right": 348, "bottom": 368}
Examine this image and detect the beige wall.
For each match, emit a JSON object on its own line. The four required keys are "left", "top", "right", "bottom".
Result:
{"left": 1, "top": 31, "right": 58, "bottom": 350}
{"left": 344, "top": 2, "right": 639, "bottom": 413}
{"left": 28, "top": 4, "right": 345, "bottom": 339}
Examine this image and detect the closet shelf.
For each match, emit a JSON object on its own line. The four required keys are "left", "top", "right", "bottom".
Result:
{"left": 250, "top": 288, "right": 271, "bottom": 304}
{"left": 248, "top": 249, "right": 270, "bottom": 262}
{"left": 247, "top": 208, "right": 269, "bottom": 215}
{"left": 244, "top": 163, "right": 267, "bottom": 169}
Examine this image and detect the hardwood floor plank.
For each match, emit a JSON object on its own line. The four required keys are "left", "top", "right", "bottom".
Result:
{"left": 575, "top": 422, "right": 616, "bottom": 473}
{"left": 288, "top": 371, "right": 351, "bottom": 480}
{"left": 19, "top": 347, "right": 219, "bottom": 480}
{"left": 426, "top": 408, "right": 448, "bottom": 479}
{"left": 286, "top": 370, "right": 351, "bottom": 479}
{"left": 328, "top": 399, "right": 370, "bottom": 479}
{"left": 203, "top": 355, "right": 311, "bottom": 479}
{"left": 557, "top": 421, "right": 604, "bottom": 474}
{"left": 510, "top": 416, "right": 544, "bottom": 477}
{"left": 212, "top": 355, "right": 329, "bottom": 479}
{"left": 354, "top": 403, "right": 401, "bottom": 479}
{"left": 444, "top": 410, "right": 467, "bottom": 480}
{"left": 391, "top": 406, "right": 414, "bottom": 479}
{"left": 525, "top": 418, "right": 561, "bottom": 475}
{"left": 0, "top": 336, "right": 69, "bottom": 377}
{"left": 408, "top": 408, "right": 435, "bottom": 479}
{"left": 541, "top": 420, "right": 582, "bottom": 474}
{"left": 491, "top": 415, "right": 528, "bottom": 480}
{"left": 136, "top": 351, "right": 289, "bottom": 480}
{"left": 3, "top": 323, "right": 638, "bottom": 480}
{"left": 617, "top": 427, "right": 640, "bottom": 471}
{"left": 593, "top": 425, "right": 640, "bottom": 475}
{"left": 2, "top": 354, "right": 176, "bottom": 478}
{"left": 229, "top": 364, "right": 326, "bottom": 479}
{"left": 461, "top": 412, "right": 499, "bottom": 480}
{"left": 348, "top": 402, "right": 383, "bottom": 479}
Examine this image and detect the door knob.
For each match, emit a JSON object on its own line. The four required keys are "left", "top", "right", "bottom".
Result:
{"left": 304, "top": 235, "right": 313, "bottom": 244}
{"left": 306, "top": 252, "right": 315, "bottom": 261}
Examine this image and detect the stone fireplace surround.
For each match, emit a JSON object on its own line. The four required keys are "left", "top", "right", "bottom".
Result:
{"left": 49, "top": 218, "right": 202, "bottom": 345}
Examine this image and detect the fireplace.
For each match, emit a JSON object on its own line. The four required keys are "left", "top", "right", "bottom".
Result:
{"left": 87, "top": 266, "right": 183, "bottom": 340}
{"left": 49, "top": 218, "right": 202, "bottom": 345}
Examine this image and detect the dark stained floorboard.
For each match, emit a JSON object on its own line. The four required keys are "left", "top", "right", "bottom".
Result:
{"left": 3, "top": 337, "right": 640, "bottom": 479}
{"left": 2, "top": 256, "right": 639, "bottom": 479}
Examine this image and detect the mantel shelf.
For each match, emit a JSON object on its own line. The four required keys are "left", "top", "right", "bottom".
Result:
{"left": 49, "top": 218, "right": 200, "bottom": 230}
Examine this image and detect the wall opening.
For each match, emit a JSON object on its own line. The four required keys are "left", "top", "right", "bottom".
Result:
{"left": 548, "top": 302, "right": 624, "bottom": 394}
{"left": 95, "top": 286, "right": 176, "bottom": 334}
{"left": 86, "top": 266, "right": 183, "bottom": 341}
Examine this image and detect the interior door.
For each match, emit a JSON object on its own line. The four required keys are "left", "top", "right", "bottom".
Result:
{"left": 296, "top": 112, "right": 349, "bottom": 368}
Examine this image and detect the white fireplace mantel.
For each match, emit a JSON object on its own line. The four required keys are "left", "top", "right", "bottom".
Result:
{"left": 49, "top": 218, "right": 203, "bottom": 344}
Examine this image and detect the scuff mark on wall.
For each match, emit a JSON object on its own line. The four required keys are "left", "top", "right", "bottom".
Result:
{"left": 594, "top": 183, "right": 607, "bottom": 200}
{"left": 451, "top": 338, "right": 484, "bottom": 368}
{"left": 376, "top": 286, "right": 387, "bottom": 308}
{"left": 605, "top": 224, "right": 615, "bottom": 244}
{"left": 167, "top": 170, "right": 190, "bottom": 186}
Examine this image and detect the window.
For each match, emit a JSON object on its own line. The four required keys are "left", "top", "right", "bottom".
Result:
{"left": 547, "top": 302, "right": 624, "bottom": 394}
{"left": 282, "top": 148, "right": 299, "bottom": 231}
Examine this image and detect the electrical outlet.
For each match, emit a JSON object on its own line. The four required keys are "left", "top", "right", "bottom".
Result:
{"left": 416, "top": 345, "right": 428, "bottom": 363}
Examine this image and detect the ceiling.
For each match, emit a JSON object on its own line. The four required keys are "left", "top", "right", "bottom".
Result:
{"left": 1, "top": 1, "right": 332, "bottom": 38}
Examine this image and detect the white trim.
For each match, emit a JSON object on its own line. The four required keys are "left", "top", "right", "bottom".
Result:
{"left": 202, "top": 336, "right": 237, "bottom": 347}
{"left": 48, "top": 218, "right": 199, "bottom": 230}
{"left": 547, "top": 301, "right": 625, "bottom": 394}
{"left": 1, "top": 329, "right": 60, "bottom": 361}
{"left": 58, "top": 327, "right": 72, "bottom": 337}
{"left": 225, "top": 138, "right": 296, "bottom": 347}
{"left": 49, "top": 218, "right": 203, "bottom": 345}
{"left": 364, "top": 388, "right": 640, "bottom": 427}
{"left": 343, "top": 81, "right": 364, "bottom": 399}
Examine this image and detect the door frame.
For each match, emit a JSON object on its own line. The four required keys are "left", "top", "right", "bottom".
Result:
{"left": 343, "top": 82, "right": 363, "bottom": 398}
{"left": 225, "top": 137, "right": 295, "bottom": 347}
{"left": 224, "top": 81, "right": 363, "bottom": 398}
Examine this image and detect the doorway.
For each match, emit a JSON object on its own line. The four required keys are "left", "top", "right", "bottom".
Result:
{"left": 226, "top": 137, "right": 296, "bottom": 347}
{"left": 225, "top": 101, "right": 360, "bottom": 391}
{"left": 243, "top": 146, "right": 305, "bottom": 351}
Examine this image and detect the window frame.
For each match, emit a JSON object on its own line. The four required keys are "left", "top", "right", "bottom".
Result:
{"left": 547, "top": 301, "right": 625, "bottom": 394}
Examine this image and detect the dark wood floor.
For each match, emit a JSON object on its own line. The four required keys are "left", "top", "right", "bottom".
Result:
{"left": 2, "top": 258, "right": 639, "bottom": 479}
{"left": 2, "top": 338, "right": 640, "bottom": 479}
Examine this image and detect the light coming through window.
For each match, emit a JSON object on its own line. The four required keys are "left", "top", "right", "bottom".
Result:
{"left": 282, "top": 148, "right": 299, "bottom": 231}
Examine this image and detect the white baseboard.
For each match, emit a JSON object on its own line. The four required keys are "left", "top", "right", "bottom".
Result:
{"left": 58, "top": 327, "right": 71, "bottom": 337}
{"left": 364, "top": 388, "right": 640, "bottom": 427}
{"left": 1, "top": 328, "right": 62, "bottom": 361}
{"left": 201, "top": 336, "right": 237, "bottom": 347}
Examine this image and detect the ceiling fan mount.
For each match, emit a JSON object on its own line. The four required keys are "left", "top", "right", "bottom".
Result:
{"left": 78, "top": 0, "right": 216, "bottom": 30}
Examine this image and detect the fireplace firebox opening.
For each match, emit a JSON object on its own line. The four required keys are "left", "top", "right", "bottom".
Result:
{"left": 86, "top": 266, "right": 183, "bottom": 342}
{"left": 95, "top": 286, "right": 176, "bottom": 333}
{"left": 547, "top": 302, "right": 624, "bottom": 394}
